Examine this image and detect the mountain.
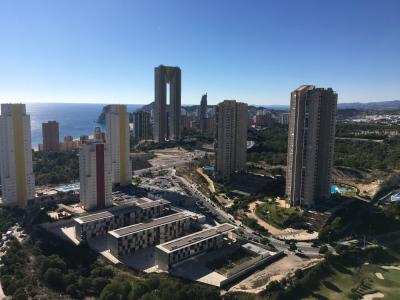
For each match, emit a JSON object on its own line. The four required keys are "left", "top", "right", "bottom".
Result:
{"left": 337, "top": 100, "right": 400, "bottom": 111}
{"left": 96, "top": 105, "right": 111, "bottom": 124}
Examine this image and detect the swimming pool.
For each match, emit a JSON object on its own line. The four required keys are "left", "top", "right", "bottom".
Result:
{"left": 331, "top": 185, "right": 351, "bottom": 194}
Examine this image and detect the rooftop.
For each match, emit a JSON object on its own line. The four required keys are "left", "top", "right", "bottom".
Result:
{"left": 75, "top": 211, "right": 114, "bottom": 224}
{"left": 74, "top": 198, "right": 170, "bottom": 224}
{"left": 156, "top": 223, "right": 236, "bottom": 253}
{"left": 108, "top": 212, "right": 191, "bottom": 238}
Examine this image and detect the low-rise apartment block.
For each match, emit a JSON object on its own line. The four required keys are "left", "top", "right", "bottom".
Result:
{"left": 108, "top": 212, "right": 192, "bottom": 257}
{"left": 156, "top": 223, "right": 236, "bottom": 271}
{"left": 74, "top": 199, "right": 170, "bottom": 241}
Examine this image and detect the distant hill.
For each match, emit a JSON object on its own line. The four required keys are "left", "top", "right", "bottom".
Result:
{"left": 337, "top": 100, "right": 400, "bottom": 111}
{"left": 97, "top": 100, "right": 400, "bottom": 124}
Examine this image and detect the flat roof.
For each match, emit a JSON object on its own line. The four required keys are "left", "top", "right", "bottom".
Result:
{"left": 74, "top": 199, "right": 170, "bottom": 224}
{"left": 75, "top": 211, "right": 114, "bottom": 224}
{"left": 156, "top": 223, "right": 236, "bottom": 253}
{"left": 109, "top": 213, "right": 191, "bottom": 238}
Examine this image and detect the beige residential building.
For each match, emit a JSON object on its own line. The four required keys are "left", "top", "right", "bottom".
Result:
{"left": 286, "top": 85, "right": 337, "bottom": 207}
{"left": 105, "top": 105, "right": 132, "bottom": 186}
{"left": 0, "top": 104, "right": 35, "bottom": 207}
{"left": 215, "top": 100, "right": 248, "bottom": 181}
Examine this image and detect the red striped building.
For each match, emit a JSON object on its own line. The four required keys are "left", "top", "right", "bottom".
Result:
{"left": 79, "top": 142, "right": 112, "bottom": 211}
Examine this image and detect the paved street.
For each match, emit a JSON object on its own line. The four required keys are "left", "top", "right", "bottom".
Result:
{"left": 172, "top": 170, "right": 321, "bottom": 256}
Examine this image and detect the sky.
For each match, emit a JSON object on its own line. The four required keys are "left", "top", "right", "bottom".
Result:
{"left": 0, "top": 0, "right": 399, "bottom": 105}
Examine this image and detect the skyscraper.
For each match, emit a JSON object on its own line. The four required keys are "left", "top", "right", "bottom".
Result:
{"left": 79, "top": 142, "right": 112, "bottom": 211}
{"left": 42, "top": 121, "right": 60, "bottom": 152}
{"left": 133, "top": 110, "right": 151, "bottom": 141}
{"left": 106, "top": 105, "right": 132, "bottom": 186}
{"left": 215, "top": 100, "right": 248, "bottom": 181}
{"left": 0, "top": 104, "right": 35, "bottom": 207}
{"left": 199, "top": 93, "right": 207, "bottom": 134}
{"left": 286, "top": 85, "right": 337, "bottom": 207}
{"left": 154, "top": 65, "right": 181, "bottom": 142}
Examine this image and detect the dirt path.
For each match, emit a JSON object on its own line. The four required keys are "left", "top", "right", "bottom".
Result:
{"left": 196, "top": 167, "right": 216, "bottom": 193}
{"left": 247, "top": 201, "right": 284, "bottom": 236}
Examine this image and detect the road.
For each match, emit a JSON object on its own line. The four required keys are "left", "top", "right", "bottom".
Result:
{"left": 173, "top": 170, "right": 320, "bottom": 256}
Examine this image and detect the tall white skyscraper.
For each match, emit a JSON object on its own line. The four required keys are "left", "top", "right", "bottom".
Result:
{"left": 0, "top": 104, "right": 35, "bottom": 207}
{"left": 105, "top": 105, "right": 132, "bottom": 186}
{"left": 79, "top": 142, "right": 112, "bottom": 211}
{"left": 215, "top": 100, "right": 248, "bottom": 181}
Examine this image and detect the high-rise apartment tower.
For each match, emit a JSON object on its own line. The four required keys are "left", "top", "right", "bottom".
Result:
{"left": 79, "top": 142, "right": 112, "bottom": 211}
{"left": 0, "top": 104, "right": 35, "bottom": 207}
{"left": 42, "top": 121, "right": 60, "bottom": 152}
{"left": 106, "top": 105, "right": 132, "bottom": 186}
{"left": 215, "top": 100, "right": 248, "bottom": 181}
{"left": 286, "top": 85, "right": 337, "bottom": 207}
{"left": 133, "top": 110, "right": 151, "bottom": 141}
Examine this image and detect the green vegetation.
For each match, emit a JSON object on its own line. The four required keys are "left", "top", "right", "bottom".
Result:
{"left": 247, "top": 126, "right": 288, "bottom": 165}
{"left": 334, "top": 138, "right": 400, "bottom": 170}
{"left": 318, "top": 200, "right": 400, "bottom": 243}
{"left": 255, "top": 202, "right": 304, "bottom": 229}
{"left": 303, "top": 245, "right": 400, "bottom": 300}
{"left": 247, "top": 124, "right": 400, "bottom": 172}
{"left": 33, "top": 151, "right": 79, "bottom": 185}
{"left": 242, "top": 216, "right": 269, "bottom": 235}
{"left": 274, "top": 245, "right": 400, "bottom": 300}
{"left": 0, "top": 208, "right": 17, "bottom": 234}
{"left": 336, "top": 123, "right": 400, "bottom": 139}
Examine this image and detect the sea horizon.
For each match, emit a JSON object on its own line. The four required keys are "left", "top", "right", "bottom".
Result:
{"left": 26, "top": 102, "right": 143, "bottom": 148}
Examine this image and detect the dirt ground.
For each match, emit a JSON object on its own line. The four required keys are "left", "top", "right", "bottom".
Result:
{"left": 196, "top": 167, "right": 215, "bottom": 193}
{"left": 246, "top": 201, "right": 283, "bottom": 236}
{"left": 149, "top": 147, "right": 190, "bottom": 166}
{"left": 246, "top": 201, "right": 318, "bottom": 240}
{"left": 228, "top": 253, "right": 321, "bottom": 294}
{"left": 353, "top": 180, "right": 382, "bottom": 198}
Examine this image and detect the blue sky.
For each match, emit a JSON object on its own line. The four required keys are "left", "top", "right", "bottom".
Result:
{"left": 0, "top": 0, "right": 399, "bottom": 105}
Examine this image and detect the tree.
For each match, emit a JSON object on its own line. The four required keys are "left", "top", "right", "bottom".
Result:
{"left": 319, "top": 245, "right": 329, "bottom": 254}
{"left": 66, "top": 283, "right": 82, "bottom": 299}
{"left": 43, "top": 268, "right": 65, "bottom": 291}
{"left": 132, "top": 177, "right": 142, "bottom": 185}
{"left": 93, "top": 277, "right": 110, "bottom": 295}
{"left": 13, "top": 288, "right": 28, "bottom": 300}
{"left": 128, "top": 282, "right": 148, "bottom": 300}
{"left": 289, "top": 241, "right": 297, "bottom": 251}
{"left": 99, "top": 280, "right": 131, "bottom": 300}
{"left": 265, "top": 280, "right": 283, "bottom": 292}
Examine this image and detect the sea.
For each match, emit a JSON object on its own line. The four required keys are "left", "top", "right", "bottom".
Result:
{"left": 26, "top": 103, "right": 143, "bottom": 148}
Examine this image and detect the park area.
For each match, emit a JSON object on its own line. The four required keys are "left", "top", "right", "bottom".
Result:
{"left": 255, "top": 202, "right": 304, "bottom": 229}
